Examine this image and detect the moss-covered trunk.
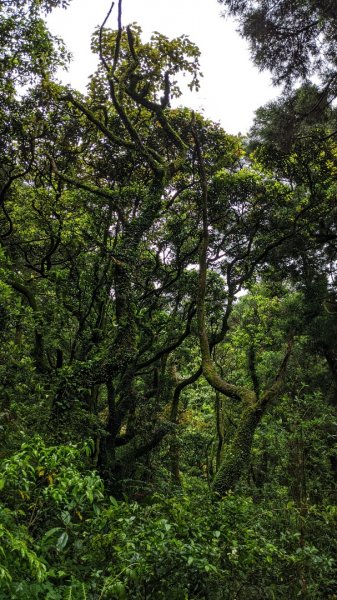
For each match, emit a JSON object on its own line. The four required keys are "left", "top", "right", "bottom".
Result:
{"left": 212, "top": 405, "right": 262, "bottom": 496}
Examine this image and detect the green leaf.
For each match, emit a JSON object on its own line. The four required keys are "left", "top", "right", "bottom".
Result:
{"left": 56, "top": 531, "right": 69, "bottom": 551}
{"left": 61, "top": 510, "right": 71, "bottom": 525}
{"left": 42, "top": 527, "right": 62, "bottom": 542}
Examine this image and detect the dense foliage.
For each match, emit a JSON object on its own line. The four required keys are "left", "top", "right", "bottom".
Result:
{"left": 1, "top": 0, "right": 337, "bottom": 598}
{"left": 218, "top": 0, "right": 337, "bottom": 88}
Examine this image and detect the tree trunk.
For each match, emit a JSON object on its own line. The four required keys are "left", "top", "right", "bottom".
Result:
{"left": 212, "top": 406, "right": 261, "bottom": 496}
{"left": 215, "top": 391, "right": 225, "bottom": 471}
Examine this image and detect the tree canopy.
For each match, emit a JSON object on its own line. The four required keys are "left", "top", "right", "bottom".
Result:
{"left": 218, "top": 0, "right": 337, "bottom": 89}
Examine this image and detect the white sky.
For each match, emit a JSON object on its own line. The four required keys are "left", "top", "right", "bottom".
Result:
{"left": 47, "top": 0, "right": 281, "bottom": 135}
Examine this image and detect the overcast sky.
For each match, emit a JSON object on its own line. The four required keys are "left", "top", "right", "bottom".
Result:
{"left": 47, "top": 0, "right": 281, "bottom": 135}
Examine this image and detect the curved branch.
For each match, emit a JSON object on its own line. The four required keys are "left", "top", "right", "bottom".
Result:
{"left": 64, "top": 92, "right": 135, "bottom": 150}
{"left": 193, "top": 122, "right": 255, "bottom": 404}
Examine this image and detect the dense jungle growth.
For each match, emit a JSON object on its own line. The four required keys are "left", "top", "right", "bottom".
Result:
{"left": 1, "top": 0, "right": 337, "bottom": 597}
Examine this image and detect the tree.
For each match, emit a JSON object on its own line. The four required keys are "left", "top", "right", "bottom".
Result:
{"left": 0, "top": 0, "right": 299, "bottom": 495}
{"left": 246, "top": 82, "right": 337, "bottom": 401}
{"left": 0, "top": 0, "right": 70, "bottom": 234}
{"left": 218, "top": 0, "right": 337, "bottom": 90}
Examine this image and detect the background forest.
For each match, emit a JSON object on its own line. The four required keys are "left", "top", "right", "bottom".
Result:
{"left": 1, "top": 0, "right": 337, "bottom": 598}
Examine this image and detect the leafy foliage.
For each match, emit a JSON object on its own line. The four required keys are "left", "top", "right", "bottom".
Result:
{"left": 218, "top": 0, "right": 337, "bottom": 89}
{"left": 1, "top": 0, "right": 337, "bottom": 598}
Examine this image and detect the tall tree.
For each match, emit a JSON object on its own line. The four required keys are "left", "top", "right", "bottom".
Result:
{"left": 0, "top": 0, "right": 303, "bottom": 495}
